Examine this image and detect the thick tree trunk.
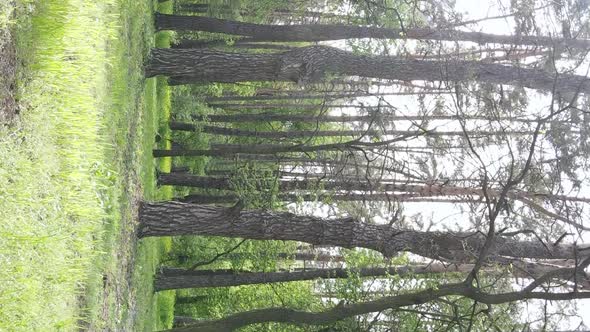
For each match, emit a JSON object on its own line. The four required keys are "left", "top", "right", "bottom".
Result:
{"left": 146, "top": 46, "right": 590, "bottom": 95}
{"left": 138, "top": 202, "right": 586, "bottom": 261}
{"left": 154, "top": 14, "right": 590, "bottom": 50}
{"left": 171, "top": 122, "right": 532, "bottom": 139}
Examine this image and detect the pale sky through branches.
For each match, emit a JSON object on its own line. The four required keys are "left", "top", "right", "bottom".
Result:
{"left": 286, "top": 0, "right": 590, "bottom": 329}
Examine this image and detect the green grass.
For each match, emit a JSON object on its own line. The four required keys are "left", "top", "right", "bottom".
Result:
{"left": 0, "top": 0, "right": 175, "bottom": 330}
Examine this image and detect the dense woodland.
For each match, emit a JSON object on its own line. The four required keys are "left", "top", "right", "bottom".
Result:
{"left": 144, "top": 0, "right": 590, "bottom": 330}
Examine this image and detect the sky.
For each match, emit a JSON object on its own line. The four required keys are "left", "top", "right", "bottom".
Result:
{"left": 287, "top": 0, "right": 590, "bottom": 329}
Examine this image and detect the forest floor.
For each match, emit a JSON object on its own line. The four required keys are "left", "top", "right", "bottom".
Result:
{"left": 0, "top": 0, "right": 175, "bottom": 330}
{"left": 0, "top": 1, "right": 18, "bottom": 122}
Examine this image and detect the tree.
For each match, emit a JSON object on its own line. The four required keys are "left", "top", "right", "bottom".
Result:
{"left": 154, "top": 14, "right": 590, "bottom": 50}
{"left": 164, "top": 279, "right": 590, "bottom": 331}
{"left": 204, "top": 91, "right": 440, "bottom": 103}
{"left": 154, "top": 262, "right": 569, "bottom": 291}
{"left": 146, "top": 46, "right": 590, "bottom": 95}
{"left": 185, "top": 113, "right": 546, "bottom": 124}
{"left": 152, "top": 136, "right": 414, "bottom": 157}
{"left": 138, "top": 202, "right": 585, "bottom": 261}
{"left": 170, "top": 122, "right": 533, "bottom": 139}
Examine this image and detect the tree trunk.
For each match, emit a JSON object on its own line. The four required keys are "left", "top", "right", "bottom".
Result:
{"left": 154, "top": 265, "right": 470, "bottom": 291}
{"left": 146, "top": 46, "right": 590, "bottom": 95}
{"left": 176, "top": 4, "right": 209, "bottom": 13}
{"left": 204, "top": 91, "right": 441, "bottom": 102}
{"left": 163, "top": 283, "right": 590, "bottom": 331}
{"left": 138, "top": 202, "right": 586, "bottom": 261}
{"left": 179, "top": 192, "right": 474, "bottom": 204}
{"left": 173, "top": 316, "right": 200, "bottom": 328}
{"left": 156, "top": 262, "right": 567, "bottom": 291}
{"left": 158, "top": 173, "right": 232, "bottom": 189}
{"left": 153, "top": 135, "right": 447, "bottom": 157}
{"left": 186, "top": 113, "right": 543, "bottom": 124}
{"left": 154, "top": 14, "right": 590, "bottom": 50}
{"left": 164, "top": 173, "right": 590, "bottom": 204}
{"left": 172, "top": 39, "right": 294, "bottom": 50}
{"left": 171, "top": 122, "right": 532, "bottom": 139}
{"left": 177, "top": 193, "right": 239, "bottom": 204}
{"left": 210, "top": 103, "right": 362, "bottom": 110}
{"left": 152, "top": 135, "right": 501, "bottom": 157}
{"left": 175, "top": 296, "right": 208, "bottom": 304}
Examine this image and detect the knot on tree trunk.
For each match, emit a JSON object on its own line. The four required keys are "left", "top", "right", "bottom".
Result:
{"left": 279, "top": 45, "right": 336, "bottom": 84}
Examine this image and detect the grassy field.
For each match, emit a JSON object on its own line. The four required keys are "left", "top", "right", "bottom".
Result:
{"left": 0, "top": 0, "right": 174, "bottom": 330}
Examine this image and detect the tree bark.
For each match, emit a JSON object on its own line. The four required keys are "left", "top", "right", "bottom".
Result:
{"left": 204, "top": 91, "right": 440, "bottom": 102}
{"left": 210, "top": 103, "right": 363, "bottom": 110}
{"left": 154, "top": 14, "right": 590, "bottom": 50}
{"left": 186, "top": 113, "right": 543, "bottom": 124}
{"left": 156, "top": 262, "right": 568, "bottom": 291}
{"left": 154, "top": 265, "right": 469, "bottom": 291}
{"left": 159, "top": 173, "right": 232, "bottom": 190}
{"left": 162, "top": 173, "right": 588, "bottom": 200}
{"left": 172, "top": 39, "right": 294, "bottom": 50}
{"left": 138, "top": 202, "right": 587, "bottom": 261}
{"left": 171, "top": 122, "right": 532, "bottom": 139}
{"left": 175, "top": 296, "right": 208, "bottom": 304}
{"left": 208, "top": 154, "right": 420, "bottom": 180}
{"left": 177, "top": 193, "right": 239, "bottom": 204}
{"left": 176, "top": 4, "right": 209, "bottom": 13}
{"left": 146, "top": 46, "right": 590, "bottom": 95}
{"left": 178, "top": 192, "right": 474, "bottom": 204}
{"left": 173, "top": 316, "right": 201, "bottom": 328}
{"left": 153, "top": 133, "right": 441, "bottom": 157}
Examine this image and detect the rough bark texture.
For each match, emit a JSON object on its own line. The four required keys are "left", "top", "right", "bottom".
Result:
{"left": 138, "top": 202, "right": 587, "bottom": 261}
{"left": 154, "top": 14, "right": 590, "bottom": 50}
{"left": 147, "top": 45, "right": 590, "bottom": 95}
{"left": 173, "top": 316, "right": 200, "bottom": 328}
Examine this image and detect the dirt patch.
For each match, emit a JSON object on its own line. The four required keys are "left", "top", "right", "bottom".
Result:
{"left": 0, "top": 25, "right": 18, "bottom": 123}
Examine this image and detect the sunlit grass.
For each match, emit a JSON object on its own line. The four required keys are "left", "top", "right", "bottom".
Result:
{"left": 0, "top": 0, "right": 175, "bottom": 329}
{"left": 0, "top": 0, "right": 118, "bottom": 329}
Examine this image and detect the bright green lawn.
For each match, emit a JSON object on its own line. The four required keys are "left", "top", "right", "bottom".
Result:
{"left": 0, "top": 0, "right": 174, "bottom": 330}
